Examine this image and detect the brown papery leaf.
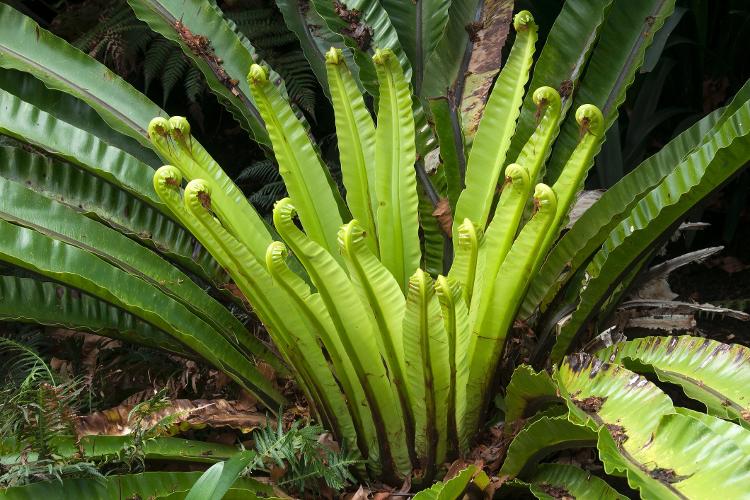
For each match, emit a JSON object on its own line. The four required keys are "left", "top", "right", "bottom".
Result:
{"left": 76, "top": 398, "right": 267, "bottom": 436}
{"left": 432, "top": 198, "right": 453, "bottom": 236}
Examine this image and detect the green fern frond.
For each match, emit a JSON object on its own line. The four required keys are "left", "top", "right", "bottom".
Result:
{"left": 160, "top": 50, "right": 190, "bottom": 105}
{"left": 0, "top": 335, "right": 55, "bottom": 386}
{"left": 183, "top": 66, "right": 205, "bottom": 103}
{"left": 247, "top": 419, "right": 359, "bottom": 492}
{"left": 143, "top": 37, "right": 175, "bottom": 93}
{"left": 225, "top": 5, "right": 320, "bottom": 118}
{"left": 236, "top": 159, "right": 279, "bottom": 186}
{"left": 249, "top": 182, "right": 287, "bottom": 216}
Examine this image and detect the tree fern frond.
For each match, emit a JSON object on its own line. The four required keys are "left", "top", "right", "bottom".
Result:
{"left": 72, "top": 2, "right": 136, "bottom": 51}
{"left": 183, "top": 66, "right": 205, "bottom": 103}
{"left": 236, "top": 159, "right": 280, "bottom": 186}
{"left": 249, "top": 182, "right": 287, "bottom": 215}
{"left": 160, "top": 50, "right": 189, "bottom": 105}
{"left": 225, "top": 5, "right": 320, "bottom": 118}
{"left": 251, "top": 31, "right": 299, "bottom": 47}
{"left": 143, "top": 37, "right": 175, "bottom": 93}
{"left": 225, "top": 8, "right": 278, "bottom": 37}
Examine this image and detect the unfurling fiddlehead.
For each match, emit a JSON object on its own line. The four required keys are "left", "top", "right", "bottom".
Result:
{"left": 273, "top": 198, "right": 411, "bottom": 478}
{"left": 448, "top": 219, "right": 481, "bottom": 304}
{"left": 463, "top": 184, "right": 558, "bottom": 438}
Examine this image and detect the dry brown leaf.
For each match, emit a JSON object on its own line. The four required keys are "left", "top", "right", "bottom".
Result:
{"left": 460, "top": 0, "right": 515, "bottom": 138}
{"left": 348, "top": 485, "right": 370, "bottom": 500}
{"left": 432, "top": 198, "right": 453, "bottom": 236}
{"left": 76, "top": 398, "right": 267, "bottom": 436}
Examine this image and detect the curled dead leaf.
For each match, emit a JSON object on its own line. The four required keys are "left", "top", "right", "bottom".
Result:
{"left": 76, "top": 398, "right": 267, "bottom": 436}
{"left": 432, "top": 198, "right": 453, "bottom": 236}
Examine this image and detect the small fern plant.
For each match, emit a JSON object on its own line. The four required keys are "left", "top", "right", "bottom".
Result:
{"left": 0, "top": 337, "right": 100, "bottom": 487}
{"left": 250, "top": 419, "right": 359, "bottom": 491}
{"left": 146, "top": 11, "right": 604, "bottom": 482}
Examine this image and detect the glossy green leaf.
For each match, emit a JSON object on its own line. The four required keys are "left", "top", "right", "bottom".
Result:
{"left": 185, "top": 450, "right": 257, "bottom": 500}
{"left": 452, "top": 11, "right": 537, "bottom": 237}
{"left": 249, "top": 65, "right": 346, "bottom": 258}
{"left": 0, "top": 68, "right": 159, "bottom": 166}
{"left": 309, "top": 0, "right": 411, "bottom": 94}
{"left": 420, "top": 0, "right": 481, "bottom": 100}
{"left": 0, "top": 145, "right": 223, "bottom": 283}
{"left": 337, "top": 221, "right": 409, "bottom": 456}
{"left": 539, "top": 104, "right": 604, "bottom": 257}
{"left": 0, "top": 275, "right": 187, "bottom": 356}
{"left": 513, "top": 87, "right": 562, "bottom": 188}
{"left": 597, "top": 336, "right": 750, "bottom": 428}
{"left": 557, "top": 354, "right": 750, "bottom": 499}
{"left": 273, "top": 199, "right": 410, "bottom": 477}
{"left": 520, "top": 97, "right": 723, "bottom": 319}
{"left": 373, "top": 49, "right": 421, "bottom": 292}
{"left": 504, "top": 365, "right": 559, "bottom": 423}
{"left": 557, "top": 353, "right": 675, "bottom": 432}
{"left": 0, "top": 3, "right": 164, "bottom": 146}
{"left": 267, "top": 240, "right": 374, "bottom": 460}
{"left": 447, "top": 219, "right": 480, "bottom": 303}
{"left": 497, "top": 416, "right": 596, "bottom": 480}
{"left": 403, "top": 269, "right": 450, "bottom": 472}
{"left": 553, "top": 96, "right": 750, "bottom": 362}
{"left": 127, "top": 0, "right": 275, "bottom": 144}
{"left": 676, "top": 408, "right": 750, "bottom": 455}
{"left": 378, "top": 0, "right": 451, "bottom": 94}
{"left": 428, "top": 97, "right": 465, "bottom": 211}
{"left": 326, "top": 48, "right": 378, "bottom": 253}
{"left": 1, "top": 435, "right": 240, "bottom": 466}
{"left": 435, "top": 276, "right": 471, "bottom": 454}
{"left": 0, "top": 89, "right": 165, "bottom": 212}
{"left": 520, "top": 76, "right": 750, "bottom": 320}
{"left": 413, "top": 465, "right": 478, "bottom": 500}
{"left": 0, "top": 219, "right": 285, "bottom": 408}
{"left": 0, "top": 176, "right": 283, "bottom": 371}
{"left": 506, "top": 0, "right": 614, "bottom": 164}
{"left": 468, "top": 164, "right": 530, "bottom": 342}
{"left": 0, "top": 471, "right": 270, "bottom": 500}
{"left": 417, "top": 169, "right": 447, "bottom": 277}
{"left": 545, "top": 0, "right": 676, "bottom": 183}
{"left": 156, "top": 170, "right": 347, "bottom": 426}
{"left": 527, "top": 463, "right": 627, "bottom": 500}
{"left": 148, "top": 117, "right": 275, "bottom": 267}
{"left": 464, "top": 185, "right": 557, "bottom": 434}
